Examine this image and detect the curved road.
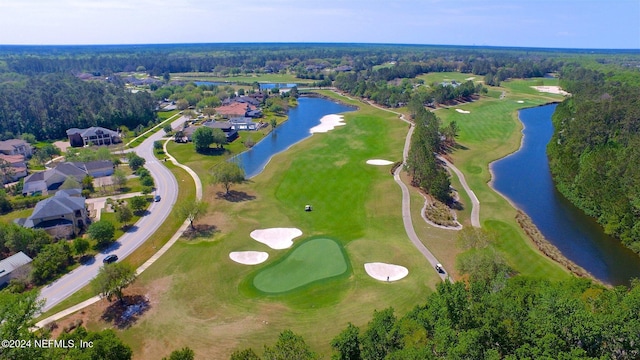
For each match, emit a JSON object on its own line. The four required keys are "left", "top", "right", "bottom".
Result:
{"left": 37, "top": 116, "right": 187, "bottom": 312}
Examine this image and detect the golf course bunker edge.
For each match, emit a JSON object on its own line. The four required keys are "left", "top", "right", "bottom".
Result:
{"left": 252, "top": 237, "right": 349, "bottom": 294}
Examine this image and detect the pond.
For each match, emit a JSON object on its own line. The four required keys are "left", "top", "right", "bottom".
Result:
{"left": 491, "top": 104, "right": 640, "bottom": 285}
{"left": 235, "top": 96, "right": 355, "bottom": 178}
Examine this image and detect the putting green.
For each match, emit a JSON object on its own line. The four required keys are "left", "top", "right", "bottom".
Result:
{"left": 253, "top": 238, "right": 349, "bottom": 293}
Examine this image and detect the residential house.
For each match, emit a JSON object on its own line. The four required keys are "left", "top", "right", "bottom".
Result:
{"left": 16, "top": 190, "right": 89, "bottom": 238}
{"left": 0, "top": 252, "right": 33, "bottom": 287}
{"left": 22, "top": 160, "right": 114, "bottom": 195}
{"left": 0, "top": 154, "right": 28, "bottom": 183}
{"left": 66, "top": 127, "right": 121, "bottom": 147}
{"left": 0, "top": 139, "right": 32, "bottom": 158}
{"left": 215, "top": 102, "right": 259, "bottom": 119}
{"left": 229, "top": 117, "right": 258, "bottom": 131}
{"left": 203, "top": 121, "right": 239, "bottom": 142}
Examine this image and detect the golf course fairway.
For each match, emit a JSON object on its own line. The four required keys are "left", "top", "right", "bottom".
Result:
{"left": 253, "top": 238, "right": 349, "bottom": 293}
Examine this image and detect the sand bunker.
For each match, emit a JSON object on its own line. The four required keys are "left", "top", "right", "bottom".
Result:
{"left": 517, "top": 100, "right": 525, "bottom": 103}
{"left": 465, "top": 77, "right": 476, "bottom": 81}
{"left": 229, "top": 251, "right": 269, "bottom": 265}
{"left": 455, "top": 109, "right": 470, "bottom": 114}
{"left": 366, "top": 159, "right": 394, "bottom": 166}
{"left": 250, "top": 228, "right": 303, "bottom": 250}
{"left": 364, "top": 262, "right": 409, "bottom": 282}
{"left": 531, "top": 86, "right": 570, "bottom": 96}
{"left": 310, "top": 114, "right": 346, "bottom": 133}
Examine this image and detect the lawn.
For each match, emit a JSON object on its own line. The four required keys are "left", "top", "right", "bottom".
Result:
{"left": 433, "top": 78, "right": 570, "bottom": 279}
{"left": 417, "top": 71, "right": 482, "bottom": 85}
{"left": 98, "top": 93, "right": 440, "bottom": 359}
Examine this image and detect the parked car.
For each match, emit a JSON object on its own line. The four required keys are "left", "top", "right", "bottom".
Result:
{"left": 435, "top": 263, "right": 445, "bottom": 274}
{"left": 103, "top": 254, "right": 118, "bottom": 264}
{"left": 154, "top": 195, "right": 161, "bottom": 202}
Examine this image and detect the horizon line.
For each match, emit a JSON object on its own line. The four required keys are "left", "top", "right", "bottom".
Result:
{"left": 0, "top": 41, "right": 638, "bottom": 52}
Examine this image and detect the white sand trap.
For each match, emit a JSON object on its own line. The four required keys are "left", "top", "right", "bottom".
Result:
{"left": 455, "top": 109, "right": 470, "bottom": 114}
{"left": 465, "top": 77, "right": 476, "bottom": 80}
{"left": 364, "top": 262, "right": 409, "bottom": 282}
{"left": 366, "top": 159, "right": 394, "bottom": 166}
{"left": 310, "top": 114, "right": 346, "bottom": 133}
{"left": 517, "top": 100, "right": 525, "bottom": 103}
{"left": 250, "top": 228, "right": 303, "bottom": 249}
{"left": 229, "top": 251, "right": 269, "bottom": 265}
{"left": 530, "top": 86, "right": 570, "bottom": 95}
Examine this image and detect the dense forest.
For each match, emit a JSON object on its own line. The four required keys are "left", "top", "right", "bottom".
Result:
{"left": 0, "top": 43, "right": 575, "bottom": 76}
{"left": 232, "top": 277, "right": 640, "bottom": 359}
{"left": 548, "top": 65, "right": 640, "bottom": 253}
{"left": 0, "top": 73, "right": 155, "bottom": 141}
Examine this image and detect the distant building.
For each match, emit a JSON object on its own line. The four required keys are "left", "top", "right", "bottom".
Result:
{"left": 215, "top": 103, "right": 259, "bottom": 119}
{"left": 66, "top": 127, "right": 121, "bottom": 147}
{"left": 0, "top": 139, "right": 32, "bottom": 157}
{"left": 15, "top": 190, "right": 88, "bottom": 239}
{"left": 203, "top": 121, "right": 239, "bottom": 142}
{"left": 0, "top": 154, "right": 28, "bottom": 183}
{"left": 0, "top": 252, "right": 33, "bottom": 287}
{"left": 229, "top": 117, "right": 258, "bottom": 131}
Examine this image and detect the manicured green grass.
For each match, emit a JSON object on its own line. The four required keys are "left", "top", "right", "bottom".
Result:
{"left": 0, "top": 208, "right": 32, "bottom": 223}
{"left": 434, "top": 80, "right": 569, "bottom": 279}
{"left": 109, "top": 92, "right": 438, "bottom": 359}
{"left": 251, "top": 238, "right": 349, "bottom": 294}
{"left": 417, "top": 71, "right": 481, "bottom": 85}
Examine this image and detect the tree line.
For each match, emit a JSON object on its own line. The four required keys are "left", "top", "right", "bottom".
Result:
{"left": 547, "top": 64, "right": 640, "bottom": 253}
{"left": 231, "top": 276, "right": 640, "bottom": 359}
{"left": 0, "top": 73, "right": 155, "bottom": 141}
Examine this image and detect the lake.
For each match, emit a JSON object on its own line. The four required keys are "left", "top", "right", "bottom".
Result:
{"left": 491, "top": 104, "right": 640, "bottom": 286}
{"left": 236, "top": 96, "right": 355, "bottom": 178}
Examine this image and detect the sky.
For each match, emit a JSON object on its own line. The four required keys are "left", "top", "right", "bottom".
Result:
{"left": 0, "top": 0, "right": 638, "bottom": 49}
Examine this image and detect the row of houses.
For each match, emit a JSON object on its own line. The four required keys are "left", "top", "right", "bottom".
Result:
{"left": 0, "top": 127, "right": 121, "bottom": 185}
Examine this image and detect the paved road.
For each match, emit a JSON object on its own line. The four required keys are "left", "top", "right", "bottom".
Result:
{"left": 37, "top": 116, "right": 187, "bottom": 312}
{"left": 437, "top": 156, "right": 481, "bottom": 228}
{"left": 36, "top": 134, "right": 204, "bottom": 328}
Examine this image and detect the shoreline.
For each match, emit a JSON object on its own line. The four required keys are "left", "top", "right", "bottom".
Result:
{"left": 238, "top": 95, "right": 356, "bottom": 179}
{"left": 486, "top": 105, "right": 601, "bottom": 285}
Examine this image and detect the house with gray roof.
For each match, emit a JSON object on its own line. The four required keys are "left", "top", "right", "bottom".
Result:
{"left": 203, "top": 121, "right": 239, "bottom": 141}
{"left": 0, "top": 139, "right": 32, "bottom": 157}
{"left": 0, "top": 154, "right": 28, "bottom": 183}
{"left": 16, "top": 190, "right": 88, "bottom": 239}
{"left": 22, "top": 160, "right": 114, "bottom": 196}
{"left": 0, "top": 252, "right": 33, "bottom": 287}
{"left": 229, "top": 117, "right": 258, "bottom": 131}
{"left": 66, "top": 127, "right": 121, "bottom": 147}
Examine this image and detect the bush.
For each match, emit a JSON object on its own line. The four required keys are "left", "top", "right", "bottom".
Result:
{"left": 10, "top": 195, "right": 45, "bottom": 210}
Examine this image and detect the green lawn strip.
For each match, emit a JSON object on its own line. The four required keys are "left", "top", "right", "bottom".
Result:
{"left": 170, "top": 72, "right": 308, "bottom": 84}
{"left": 250, "top": 238, "right": 350, "bottom": 294}
{"left": 417, "top": 71, "right": 481, "bottom": 85}
{"left": 100, "top": 212, "right": 143, "bottom": 239}
{"left": 435, "top": 85, "right": 569, "bottom": 279}
{"left": 126, "top": 110, "right": 180, "bottom": 148}
{"left": 113, "top": 94, "right": 438, "bottom": 358}
{"left": 0, "top": 208, "right": 32, "bottom": 223}
{"left": 36, "top": 162, "right": 195, "bottom": 320}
